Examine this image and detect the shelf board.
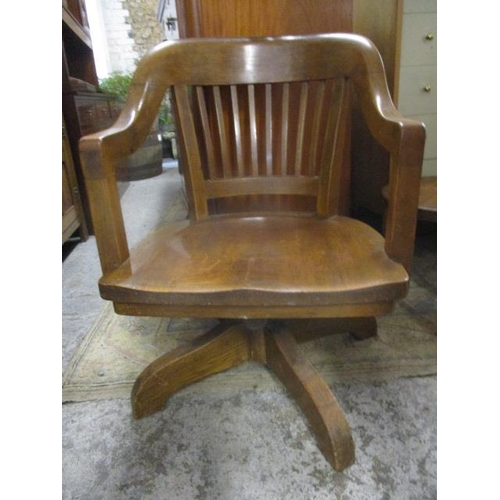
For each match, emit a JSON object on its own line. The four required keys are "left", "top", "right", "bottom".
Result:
{"left": 62, "top": 5, "right": 92, "bottom": 48}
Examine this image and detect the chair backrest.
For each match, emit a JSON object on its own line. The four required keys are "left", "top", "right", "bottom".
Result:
{"left": 114, "top": 34, "right": 393, "bottom": 220}
{"left": 178, "top": 77, "right": 350, "bottom": 216}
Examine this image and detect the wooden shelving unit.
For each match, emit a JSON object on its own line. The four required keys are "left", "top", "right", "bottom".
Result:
{"left": 62, "top": 1, "right": 95, "bottom": 242}
{"left": 62, "top": 1, "right": 163, "bottom": 239}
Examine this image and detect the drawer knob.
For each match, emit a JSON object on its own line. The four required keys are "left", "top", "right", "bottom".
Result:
{"left": 423, "top": 85, "right": 432, "bottom": 93}
{"left": 425, "top": 33, "right": 434, "bottom": 41}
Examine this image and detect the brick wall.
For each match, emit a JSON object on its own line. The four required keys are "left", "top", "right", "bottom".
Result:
{"left": 124, "top": 0, "right": 163, "bottom": 59}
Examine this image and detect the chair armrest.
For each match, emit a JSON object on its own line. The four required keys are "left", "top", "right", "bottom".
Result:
{"left": 79, "top": 66, "right": 167, "bottom": 274}
{"left": 79, "top": 140, "right": 130, "bottom": 274}
{"left": 351, "top": 44, "right": 426, "bottom": 272}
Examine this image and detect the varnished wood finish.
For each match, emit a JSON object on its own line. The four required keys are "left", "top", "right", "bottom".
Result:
{"left": 351, "top": 0, "right": 404, "bottom": 215}
{"left": 382, "top": 175, "right": 436, "bottom": 223}
{"left": 353, "top": 0, "right": 402, "bottom": 100}
{"left": 178, "top": 0, "right": 352, "bottom": 38}
{"left": 80, "top": 35, "right": 425, "bottom": 472}
{"left": 176, "top": 0, "right": 404, "bottom": 215}
{"left": 265, "top": 325, "right": 355, "bottom": 471}
{"left": 113, "top": 301, "right": 395, "bottom": 319}
{"left": 283, "top": 317, "right": 377, "bottom": 342}
{"left": 80, "top": 35, "right": 424, "bottom": 271}
{"left": 205, "top": 176, "right": 320, "bottom": 199}
{"left": 99, "top": 215, "right": 409, "bottom": 309}
{"left": 176, "top": 0, "right": 400, "bottom": 97}
{"left": 132, "top": 322, "right": 249, "bottom": 418}
{"left": 132, "top": 320, "right": 354, "bottom": 471}
{"left": 188, "top": 79, "right": 347, "bottom": 215}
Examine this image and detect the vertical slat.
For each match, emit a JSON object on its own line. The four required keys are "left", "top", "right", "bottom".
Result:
{"left": 230, "top": 85, "right": 244, "bottom": 177}
{"left": 213, "top": 86, "right": 232, "bottom": 178}
{"left": 317, "top": 79, "right": 349, "bottom": 218}
{"left": 265, "top": 83, "right": 273, "bottom": 176}
{"left": 248, "top": 84, "right": 258, "bottom": 176}
{"left": 195, "top": 86, "right": 217, "bottom": 180}
{"left": 280, "top": 82, "right": 290, "bottom": 176}
{"left": 309, "top": 80, "right": 326, "bottom": 176}
{"left": 173, "top": 85, "right": 208, "bottom": 220}
{"left": 295, "top": 82, "right": 309, "bottom": 176}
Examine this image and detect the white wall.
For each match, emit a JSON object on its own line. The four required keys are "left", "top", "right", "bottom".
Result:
{"left": 84, "top": 0, "right": 139, "bottom": 78}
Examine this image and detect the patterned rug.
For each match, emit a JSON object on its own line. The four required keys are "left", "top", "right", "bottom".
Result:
{"left": 62, "top": 224, "right": 436, "bottom": 403}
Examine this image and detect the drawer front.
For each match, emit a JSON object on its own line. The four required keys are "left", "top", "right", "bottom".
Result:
{"left": 400, "top": 13, "right": 437, "bottom": 67}
{"left": 109, "top": 100, "right": 123, "bottom": 119}
{"left": 95, "top": 100, "right": 113, "bottom": 128}
{"left": 75, "top": 97, "right": 113, "bottom": 135}
{"left": 75, "top": 98, "right": 98, "bottom": 136}
{"left": 398, "top": 66, "right": 436, "bottom": 115}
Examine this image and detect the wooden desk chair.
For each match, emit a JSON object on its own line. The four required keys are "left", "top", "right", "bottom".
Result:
{"left": 80, "top": 34, "right": 425, "bottom": 472}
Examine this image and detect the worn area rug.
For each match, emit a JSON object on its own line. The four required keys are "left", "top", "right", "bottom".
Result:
{"left": 62, "top": 232, "right": 436, "bottom": 403}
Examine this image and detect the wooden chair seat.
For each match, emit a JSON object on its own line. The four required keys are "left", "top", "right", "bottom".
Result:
{"left": 99, "top": 214, "right": 409, "bottom": 314}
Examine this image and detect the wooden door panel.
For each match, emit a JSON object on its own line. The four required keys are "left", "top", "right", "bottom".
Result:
{"left": 178, "top": 0, "right": 352, "bottom": 37}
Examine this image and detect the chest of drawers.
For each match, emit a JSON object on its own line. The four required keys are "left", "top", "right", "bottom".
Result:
{"left": 397, "top": 0, "right": 437, "bottom": 177}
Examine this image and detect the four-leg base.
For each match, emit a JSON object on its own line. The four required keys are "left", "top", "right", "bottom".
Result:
{"left": 132, "top": 317, "right": 377, "bottom": 471}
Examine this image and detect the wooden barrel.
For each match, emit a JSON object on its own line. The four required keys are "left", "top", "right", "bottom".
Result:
{"left": 116, "top": 131, "right": 163, "bottom": 181}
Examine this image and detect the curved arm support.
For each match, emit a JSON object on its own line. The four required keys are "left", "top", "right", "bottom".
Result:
{"left": 351, "top": 42, "right": 426, "bottom": 272}
{"left": 79, "top": 62, "right": 169, "bottom": 274}
{"left": 79, "top": 145, "right": 130, "bottom": 274}
{"left": 80, "top": 83, "right": 167, "bottom": 171}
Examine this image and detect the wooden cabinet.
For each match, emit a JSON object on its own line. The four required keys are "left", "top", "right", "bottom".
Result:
{"left": 62, "top": 3, "right": 98, "bottom": 92}
{"left": 62, "top": 1, "right": 97, "bottom": 240}
{"left": 63, "top": 117, "right": 88, "bottom": 243}
{"left": 74, "top": 96, "right": 114, "bottom": 136}
{"left": 397, "top": 0, "right": 437, "bottom": 177}
{"left": 63, "top": 1, "right": 101, "bottom": 237}
{"left": 177, "top": 0, "right": 352, "bottom": 36}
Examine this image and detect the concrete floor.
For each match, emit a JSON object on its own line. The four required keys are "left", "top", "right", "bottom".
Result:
{"left": 62, "top": 165, "right": 437, "bottom": 499}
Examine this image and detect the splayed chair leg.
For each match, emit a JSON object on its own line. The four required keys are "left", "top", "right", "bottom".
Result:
{"left": 264, "top": 325, "right": 355, "bottom": 471}
{"left": 131, "top": 318, "right": 356, "bottom": 472}
{"left": 131, "top": 321, "right": 250, "bottom": 419}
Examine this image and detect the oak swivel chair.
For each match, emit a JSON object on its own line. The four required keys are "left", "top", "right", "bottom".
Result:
{"left": 80, "top": 34, "right": 425, "bottom": 472}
